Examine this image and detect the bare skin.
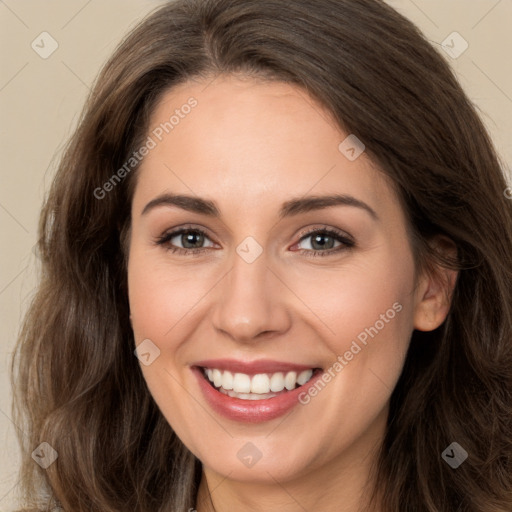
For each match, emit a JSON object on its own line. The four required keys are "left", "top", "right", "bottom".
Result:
{"left": 127, "top": 74, "right": 457, "bottom": 512}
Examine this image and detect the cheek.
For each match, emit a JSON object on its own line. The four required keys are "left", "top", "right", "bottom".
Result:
{"left": 289, "top": 244, "right": 414, "bottom": 348}
{"left": 127, "top": 242, "right": 202, "bottom": 341}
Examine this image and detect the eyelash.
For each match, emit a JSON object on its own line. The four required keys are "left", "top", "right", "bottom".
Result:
{"left": 154, "top": 225, "right": 355, "bottom": 258}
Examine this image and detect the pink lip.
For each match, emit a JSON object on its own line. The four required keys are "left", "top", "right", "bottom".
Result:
{"left": 193, "top": 358, "right": 318, "bottom": 376}
{"left": 191, "top": 364, "right": 323, "bottom": 423}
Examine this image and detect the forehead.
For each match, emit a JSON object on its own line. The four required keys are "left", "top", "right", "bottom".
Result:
{"left": 133, "top": 75, "right": 399, "bottom": 221}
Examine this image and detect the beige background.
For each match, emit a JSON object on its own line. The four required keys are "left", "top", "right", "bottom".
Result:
{"left": 1, "top": 0, "right": 511, "bottom": 509}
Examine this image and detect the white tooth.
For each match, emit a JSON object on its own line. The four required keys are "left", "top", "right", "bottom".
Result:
{"left": 213, "top": 369, "right": 223, "bottom": 387}
{"left": 251, "top": 374, "right": 270, "bottom": 394}
{"left": 237, "top": 392, "right": 259, "bottom": 400}
{"left": 284, "top": 371, "right": 297, "bottom": 390}
{"left": 226, "top": 390, "right": 278, "bottom": 400}
{"left": 208, "top": 368, "right": 313, "bottom": 395}
{"left": 233, "top": 373, "right": 251, "bottom": 393}
{"left": 222, "top": 370, "right": 234, "bottom": 390}
{"left": 269, "top": 372, "right": 285, "bottom": 392}
{"left": 297, "top": 369, "right": 313, "bottom": 386}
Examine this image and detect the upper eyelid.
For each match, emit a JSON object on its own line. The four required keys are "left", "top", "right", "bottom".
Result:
{"left": 296, "top": 226, "right": 353, "bottom": 243}
{"left": 159, "top": 225, "right": 216, "bottom": 243}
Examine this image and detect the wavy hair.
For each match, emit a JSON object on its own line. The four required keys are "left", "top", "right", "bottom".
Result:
{"left": 11, "top": 0, "right": 512, "bottom": 510}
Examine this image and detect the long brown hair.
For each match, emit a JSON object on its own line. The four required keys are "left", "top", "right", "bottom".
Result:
{"left": 11, "top": 0, "right": 512, "bottom": 510}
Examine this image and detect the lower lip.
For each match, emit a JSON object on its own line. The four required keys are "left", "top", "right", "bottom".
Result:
{"left": 192, "top": 367, "right": 323, "bottom": 423}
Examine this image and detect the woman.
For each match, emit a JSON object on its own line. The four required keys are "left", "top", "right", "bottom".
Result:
{"left": 11, "top": 0, "right": 512, "bottom": 511}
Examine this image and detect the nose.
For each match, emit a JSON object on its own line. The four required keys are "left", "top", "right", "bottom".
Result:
{"left": 211, "top": 247, "right": 292, "bottom": 344}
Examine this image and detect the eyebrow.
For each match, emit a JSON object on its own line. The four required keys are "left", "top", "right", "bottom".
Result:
{"left": 141, "top": 193, "right": 379, "bottom": 221}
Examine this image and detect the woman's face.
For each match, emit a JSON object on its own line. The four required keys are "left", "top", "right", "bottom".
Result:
{"left": 127, "top": 75, "right": 432, "bottom": 484}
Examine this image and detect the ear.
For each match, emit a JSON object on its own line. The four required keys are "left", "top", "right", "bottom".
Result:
{"left": 413, "top": 235, "right": 459, "bottom": 332}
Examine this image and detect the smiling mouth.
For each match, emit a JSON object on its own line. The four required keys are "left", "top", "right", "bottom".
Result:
{"left": 198, "top": 366, "right": 323, "bottom": 400}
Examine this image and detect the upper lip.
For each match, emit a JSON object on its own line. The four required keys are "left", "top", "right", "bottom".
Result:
{"left": 193, "top": 358, "right": 321, "bottom": 375}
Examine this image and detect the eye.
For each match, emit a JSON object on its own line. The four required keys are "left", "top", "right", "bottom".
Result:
{"left": 155, "top": 225, "right": 355, "bottom": 258}
{"left": 155, "top": 226, "right": 216, "bottom": 255}
{"left": 293, "top": 227, "right": 355, "bottom": 257}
